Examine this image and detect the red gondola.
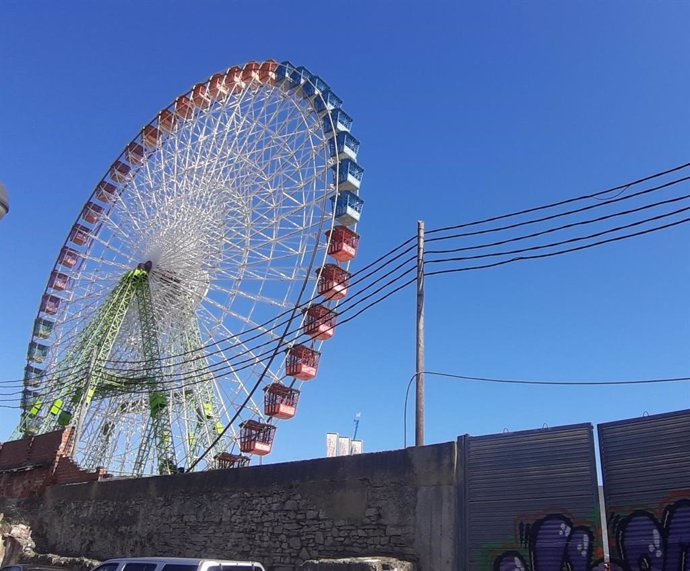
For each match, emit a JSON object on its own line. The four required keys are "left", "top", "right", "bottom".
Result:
{"left": 303, "top": 304, "right": 336, "bottom": 340}
{"left": 214, "top": 452, "right": 250, "bottom": 469}
{"left": 110, "top": 161, "right": 131, "bottom": 183}
{"left": 241, "top": 61, "right": 260, "bottom": 83}
{"left": 317, "top": 264, "right": 350, "bottom": 300}
{"left": 82, "top": 202, "right": 103, "bottom": 225}
{"left": 258, "top": 60, "right": 278, "bottom": 84}
{"left": 96, "top": 181, "right": 117, "bottom": 203}
{"left": 239, "top": 420, "right": 276, "bottom": 456}
{"left": 223, "top": 66, "right": 244, "bottom": 93}
{"left": 69, "top": 224, "right": 90, "bottom": 247}
{"left": 209, "top": 73, "right": 228, "bottom": 100}
{"left": 175, "top": 95, "right": 194, "bottom": 119}
{"left": 159, "top": 109, "right": 177, "bottom": 133}
{"left": 58, "top": 247, "right": 80, "bottom": 269}
{"left": 40, "top": 294, "right": 61, "bottom": 315}
{"left": 264, "top": 383, "right": 300, "bottom": 420}
{"left": 48, "top": 270, "right": 69, "bottom": 291}
{"left": 192, "top": 82, "right": 211, "bottom": 109}
{"left": 286, "top": 344, "right": 320, "bottom": 380}
{"left": 326, "top": 225, "right": 360, "bottom": 262}
{"left": 127, "top": 142, "right": 145, "bottom": 165}
{"left": 143, "top": 124, "right": 159, "bottom": 148}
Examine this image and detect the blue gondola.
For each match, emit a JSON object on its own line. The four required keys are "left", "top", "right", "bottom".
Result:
{"left": 332, "top": 159, "right": 364, "bottom": 192}
{"left": 33, "top": 318, "right": 54, "bottom": 339}
{"left": 24, "top": 365, "right": 44, "bottom": 387}
{"left": 289, "top": 66, "right": 313, "bottom": 89}
{"left": 329, "top": 132, "right": 360, "bottom": 161}
{"left": 21, "top": 389, "right": 40, "bottom": 411}
{"left": 323, "top": 109, "right": 352, "bottom": 136}
{"left": 314, "top": 90, "right": 343, "bottom": 116}
{"left": 275, "top": 61, "right": 298, "bottom": 87}
{"left": 303, "top": 75, "right": 330, "bottom": 98}
{"left": 28, "top": 341, "right": 49, "bottom": 364}
{"left": 331, "top": 191, "right": 364, "bottom": 226}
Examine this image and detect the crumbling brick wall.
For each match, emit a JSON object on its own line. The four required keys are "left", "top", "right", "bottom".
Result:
{"left": 0, "top": 428, "right": 106, "bottom": 498}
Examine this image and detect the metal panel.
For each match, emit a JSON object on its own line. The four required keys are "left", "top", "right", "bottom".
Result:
{"left": 599, "top": 408, "right": 690, "bottom": 569}
{"left": 459, "top": 423, "right": 602, "bottom": 570}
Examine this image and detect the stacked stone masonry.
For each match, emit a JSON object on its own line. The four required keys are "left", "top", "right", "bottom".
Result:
{"left": 0, "top": 443, "right": 456, "bottom": 571}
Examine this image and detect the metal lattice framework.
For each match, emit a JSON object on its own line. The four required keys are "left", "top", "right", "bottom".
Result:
{"left": 17, "top": 60, "right": 364, "bottom": 476}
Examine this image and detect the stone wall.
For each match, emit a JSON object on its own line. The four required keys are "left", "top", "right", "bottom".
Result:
{"left": 0, "top": 443, "right": 457, "bottom": 571}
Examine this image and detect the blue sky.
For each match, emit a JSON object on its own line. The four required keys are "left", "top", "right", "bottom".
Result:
{"left": 1, "top": 1, "right": 690, "bottom": 465}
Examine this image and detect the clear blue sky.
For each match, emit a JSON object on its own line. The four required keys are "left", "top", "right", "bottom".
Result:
{"left": 1, "top": 0, "right": 690, "bottom": 465}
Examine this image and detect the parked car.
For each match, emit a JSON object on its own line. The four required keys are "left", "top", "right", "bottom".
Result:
{"left": 91, "top": 558, "right": 265, "bottom": 571}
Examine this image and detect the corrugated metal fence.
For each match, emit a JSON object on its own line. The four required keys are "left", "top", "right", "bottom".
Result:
{"left": 455, "top": 410, "right": 690, "bottom": 570}
{"left": 599, "top": 409, "right": 690, "bottom": 570}
{"left": 458, "top": 423, "right": 602, "bottom": 570}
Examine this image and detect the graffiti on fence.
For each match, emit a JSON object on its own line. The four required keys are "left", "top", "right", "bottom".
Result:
{"left": 493, "top": 513, "right": 608, "bottom": 571}
{"left": 493, "top": 499, "right": 690, "bottom": 570}
{"left": 609, "top": 498, "right": 690, "bottom": 571}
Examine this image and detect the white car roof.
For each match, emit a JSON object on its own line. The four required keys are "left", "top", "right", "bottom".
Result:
{"left": 102, "top": 559, "right": 261, "bottom": 566}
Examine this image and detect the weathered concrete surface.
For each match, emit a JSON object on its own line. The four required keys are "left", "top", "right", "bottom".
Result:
{"left": 0, "top": 443, "right": 457, "bottom": 571}
{"left": 301, "top": 557, "right": 415, "bottom": 570}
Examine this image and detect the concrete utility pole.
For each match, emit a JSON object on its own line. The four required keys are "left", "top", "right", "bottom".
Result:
{"left": 415, "top": 220, "right": 425, "bottom": 446}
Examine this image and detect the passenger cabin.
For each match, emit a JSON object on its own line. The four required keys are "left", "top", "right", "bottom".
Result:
{"left": 58, "top": 246, "right": 80, "bottom": 269}
{"left": 82, "top": 202, "right": 104, "bottom": 225}
{"left": 127, "top": 142, "right": 145, "bottom": 165}
{"left": 192, "top": 83, "right": 212, "bottom": 109}
{"left": 264, "top": 383, "right": 300, "bottom": 420}
{"left": 314, "top": 90, "right": 343, "bottom": 116}
{"left": 303, "top": 75, "right": 329, "bottom": 98}
{"left": 209, "top": 73, "right": 229, "bottom": 100}
{"left": 28, "top": 342, "right": 48, "bottom": 363}
{"left": 275, "top": 61, "right": 298, "bottom": 87}
{"left": 326, "top": 225, "right": 360, "bottom": 262}
{"left": 24, "top": 366, "right": 43, "bottom": 387}
{"left": 334, "top": 159, "right": 364, "bottom": 192}
{"left": 159, "top": 109, "right": 177, "bottom": 133}
{"left": 223, "top": 66, "right": 245, "bottom": 93}
{"left": 175, "top": 95, "right": 194, "bottom": 119}
{"left": 286, "top": 344, "right": 320, "bottom": 380}
{"left": 323, "top": 109, "right": 352, "bottom": 135}
{"left": 110, "top": 161, "right": 131, "bottom": 183}
{"left": 69, "top": 224, "right": 90, "bottom": 247}
{"left": 331, "top": 191, "right": 364, "bottom": 226}
{"left": 33, "top": 318, "right": 54, "bottom": 339}
{"left": 40, "top": 294, "right": 61, "bottom": 316}
{"left": 329, "top": 132, "right": 360, "bottom": 161}
{"left": 214, "top": 452, "right": 250, "bottom": 469}
{"left": 96, "top": 181, "right": 117, "bottom": 203}
{"left": 317, "top": 264, "right": 350, "bottom": 300}
{"left": 303, "top": 304, "right": 336, "bottom": 340}
{"left": 241, "top": 61, "right": 260, "bottom": 83}
{"left": 143, "top": 125, "right": 160, "bottom": 148}
{"left": 239, "top": 420, "right": 276, "bottom": 456}
{"left": 49, "top": 270, "right": 70, "bottom": 291}
{"left": 258, "top": 60, "right": 278, "bottom": 84}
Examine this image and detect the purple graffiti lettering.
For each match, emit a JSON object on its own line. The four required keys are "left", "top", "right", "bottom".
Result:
{"left": 530, "top": 514, "right": 572, "bottom": 571}
{"left": 494, "top": 551, "right": 528, "bottom": 571}
{"left": 567, "top": 526, "right": 595, "bottom": 571}
{"left": 662, "top": 500, "right": 690, "bottom": 571}
{"left": 617, "top": 512, "right": 664, "bottom": 571}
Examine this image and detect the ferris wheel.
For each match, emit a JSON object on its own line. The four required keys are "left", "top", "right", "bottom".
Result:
{"left": 17, "top": 60, "right": 365, "bottom": 476}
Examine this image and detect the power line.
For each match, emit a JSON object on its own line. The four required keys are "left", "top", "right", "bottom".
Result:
{"left": 427, "top": 190, "right": 690, "bottom": 255}
{"left": 426, "top": 203, "right": 690, "bottom": 266}
{"left": 426, "top": 161, "right": 690, "bottom": 236}
{"left": 402, "top": 370, "right": 690, "bottom": 447}
{"left": 425, "top": 213, "right": 690, "bottom": 277}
